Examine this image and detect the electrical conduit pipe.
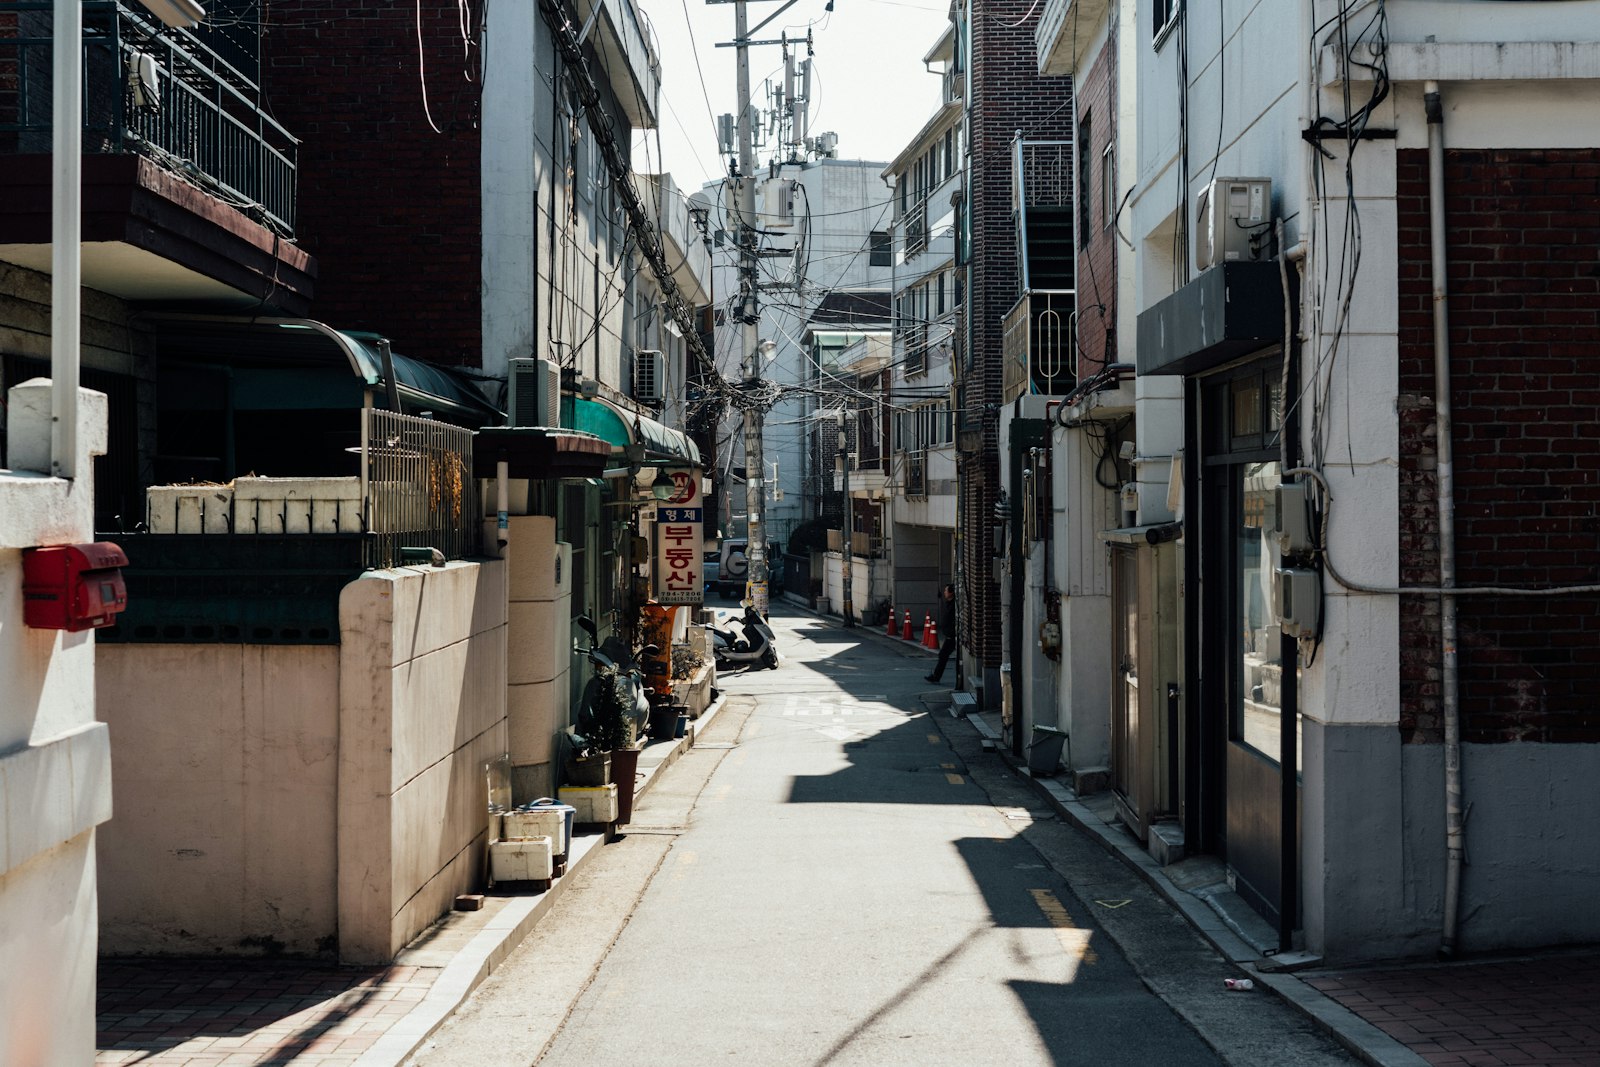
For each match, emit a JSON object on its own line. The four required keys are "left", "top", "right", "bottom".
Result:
{"left": 1426, "top": 81, "right": 1465, "bottom": 959}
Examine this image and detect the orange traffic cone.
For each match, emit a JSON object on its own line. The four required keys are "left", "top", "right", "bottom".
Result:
{"left": 886, "top": 605, "right": 897, "bottom": 637}
{"left": 920, "top": 614, "right": 931, "bottom": 644}
{"left": 924, "top": 619, "right": 939, "bottom": 649}
{"left": 901, "top": 610, "right": 913, "bottom": 640}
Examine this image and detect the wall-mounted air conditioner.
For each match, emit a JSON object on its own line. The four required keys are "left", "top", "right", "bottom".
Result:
{"left": 507, "top": 357, "right": 560, "bottom": 427}
{"left": 1196, "top": 177, "right": 1272, "bottom": 270}
{"left": 633, "top": 349, "right": 664, "bottom": 404}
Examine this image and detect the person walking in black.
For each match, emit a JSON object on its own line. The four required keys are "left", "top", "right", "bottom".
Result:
{"left": 926, "top": 583, "right": 957, "bottom": 684}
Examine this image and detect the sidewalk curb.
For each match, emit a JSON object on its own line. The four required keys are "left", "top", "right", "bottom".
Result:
{"left": 359, "top": 694, "right": 729, "bottom": 1066}
{"left": 958, "top": 711, "right": 1427, "bottom": 1067}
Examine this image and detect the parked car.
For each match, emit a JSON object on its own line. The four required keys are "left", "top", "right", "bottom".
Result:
{"left": 711, "top": 539, "right": 784, "bottom": 599}
{"left": 703, "top": 552, "right": 720, "bottom": 597}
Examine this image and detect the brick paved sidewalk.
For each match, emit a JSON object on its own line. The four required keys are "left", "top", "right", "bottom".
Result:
{"left": 96, "top": 956, "right": 429, "bottom": 1066}
{"left": 1305, "top": 950, "right": 1600, "bottom": 1067}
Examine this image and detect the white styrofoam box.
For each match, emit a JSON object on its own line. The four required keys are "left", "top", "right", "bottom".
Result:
{"left": 559, "top": 784, "right": 618, "bottom": 825}
{"left": 233, "top": 476, "right": 362, "bottom": 534}
{"left": 490, "top": 836, "right": 553, "bottom": 882}
{"left": 504, "top": 806, "right": 570, "bottom": 854}
{"left": 146, "top": 485, "right": 234, "bottom": 533}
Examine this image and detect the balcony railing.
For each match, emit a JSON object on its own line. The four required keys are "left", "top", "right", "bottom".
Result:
{"left": 905, "top": 450, "right": 927, "bottom": 498}
{"left": 1002, "top": 289, "right": 1076, "bottom": 403}
{"left": 0, "top": 1, "right": 299, "bottom": 235}
{"left": 363, "top": 409, "right": 480, "bottom": 569}
{"left": 905, "top": 197, "right": 927, "bottom": 255}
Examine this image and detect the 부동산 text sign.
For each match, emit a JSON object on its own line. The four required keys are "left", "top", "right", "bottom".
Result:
{"left": 653, "top": 468, "right": 703, "bottom": 605}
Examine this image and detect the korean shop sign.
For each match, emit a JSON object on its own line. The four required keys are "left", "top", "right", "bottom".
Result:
{"left": 653, "top": 468, "right": 704, "bottom": 605}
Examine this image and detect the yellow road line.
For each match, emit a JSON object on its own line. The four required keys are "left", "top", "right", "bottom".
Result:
{"left": 1030, "top": 888, "right": 1098, "bottom": 967}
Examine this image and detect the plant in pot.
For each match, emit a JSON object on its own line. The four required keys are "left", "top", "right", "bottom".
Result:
{"left": 569, "top": 670, "right": 633, "bottom": 784}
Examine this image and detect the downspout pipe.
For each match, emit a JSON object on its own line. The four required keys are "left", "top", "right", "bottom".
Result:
{"left": 1425, "top": 81, "right": 1465, "bottom": 959}
{"left": 50, "top": 0, "right": 83, "bottom": 479}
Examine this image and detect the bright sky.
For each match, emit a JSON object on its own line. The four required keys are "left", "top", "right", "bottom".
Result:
{"left": 633, "top": 0, "right": 953, "bottom": 191}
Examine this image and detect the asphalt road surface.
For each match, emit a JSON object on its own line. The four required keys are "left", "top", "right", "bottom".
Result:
{"left": 407, "top": 606, "right": 1354, "bottom": 1067}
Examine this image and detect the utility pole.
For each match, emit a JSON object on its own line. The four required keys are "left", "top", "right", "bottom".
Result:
{"left": 734, "top": 0, "right": 768, "bottom": 615}
{"left": 717, "top": 0, "right": 813, "bottom": 616}
{"left": 837, "top": 409, "right": 855, "bottom": 626}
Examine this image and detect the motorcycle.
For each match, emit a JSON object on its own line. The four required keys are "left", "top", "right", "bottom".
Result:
{"left": 711, "top": 604, "right": 779, "bottom": 670}
{"left": 573, "top": 616, "right": 655, "bottom": 752}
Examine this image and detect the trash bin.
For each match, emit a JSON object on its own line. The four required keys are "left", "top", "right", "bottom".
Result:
{"left": 1027, "top": 724, "right": 1069, "bottom": 778}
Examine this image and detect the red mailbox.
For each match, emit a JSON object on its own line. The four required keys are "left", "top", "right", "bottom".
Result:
{"left": 22, "top": 542, "right": 129, "bottom": 632}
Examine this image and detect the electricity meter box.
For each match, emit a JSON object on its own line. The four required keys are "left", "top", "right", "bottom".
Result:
{"left": 1277, "top": 566, "right": 1321, "bottom": 640}
{"left": 22, "top": 542, "right": 129, "bottom": 632}
{"left": 1197, "top": 177, "right": 1272, "bottom": 269}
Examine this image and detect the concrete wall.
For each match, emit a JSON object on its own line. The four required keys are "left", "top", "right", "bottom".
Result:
{"left": 1, "top": 382, "right": 113, "bottom": 1066}
{"left": 97, "top": 645, "right": 340, "bottom": 956}
{"left": 1305, "top": 727, "right": 1600, "bottom": 963}
{"left": 339, "top": 560, "right": 508, "bottom": 964}
{"left": 96, "top": 557, "right": 508, "bottom": 965}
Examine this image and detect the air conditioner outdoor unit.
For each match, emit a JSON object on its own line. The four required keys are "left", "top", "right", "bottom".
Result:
{"left": 1196, "top": 177, "right": 1272, "bottom": 270}
{"left": 633, "top": 349, "right": 664, "bottom": 404}
{"left": 507, "top": 357, "right": 560, "bottom": 427}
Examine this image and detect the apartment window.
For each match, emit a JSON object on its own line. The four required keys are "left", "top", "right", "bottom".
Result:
{"left": 870, "top": 230, "right": 892, "bottom": 267}
{"left": 1078, "top": 115, "right": 1094, "bottom": 247}
{"left": 936, "top": 270, "right": 946, "bottom": 316}
{"left": 944, "top": 129, "right": 955, "bottom": 180}
{"left": 1102, "top": 141, "right": 1118, "bottom": 231}
{"left": 1154, "top": 0, "right": 1181, "bottom": 42}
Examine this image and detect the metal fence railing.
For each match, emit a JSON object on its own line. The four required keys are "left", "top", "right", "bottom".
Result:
{"left": 362, "top": 410, "right": 479, "bottom": 569}
{"left": 1002, "top": 289, "right": 1076, "bottom": 403}
{"left": 0, "top": 0, "right": 299, "bottom": 234}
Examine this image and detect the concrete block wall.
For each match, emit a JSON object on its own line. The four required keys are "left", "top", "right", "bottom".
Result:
{"left": 97, "top": 645, "right": 341, "bottom": 956}
{"left": 339, "top": 559, "right": 508, "bottom": 964}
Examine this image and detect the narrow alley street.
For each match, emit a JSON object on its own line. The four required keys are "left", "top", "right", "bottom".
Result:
{"left": 404, "top": 606, "right": 1354, "bottom": 1067}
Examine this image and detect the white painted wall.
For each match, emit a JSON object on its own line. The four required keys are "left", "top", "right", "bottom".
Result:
{"left": 1, "top": 381, "right": 113, "bottom": 1067}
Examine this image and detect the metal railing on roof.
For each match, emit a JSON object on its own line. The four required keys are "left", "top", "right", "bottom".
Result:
{"left": 0, "top": 0, "right": 299, "bottom": 235}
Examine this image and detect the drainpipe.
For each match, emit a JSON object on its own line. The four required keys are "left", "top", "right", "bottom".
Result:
{"left": 1425, "top": 80, "right": 1465, "bottom": 959}
{"left": 50, "top": 0, "right": 83, "bottom": 479}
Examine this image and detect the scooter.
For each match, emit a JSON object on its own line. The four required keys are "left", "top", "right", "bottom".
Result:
{"left": 711, "top": 604, "right": 779, "bottom": 670}
{"left": 574, "top": 616, "right": 655, "bottom": 749}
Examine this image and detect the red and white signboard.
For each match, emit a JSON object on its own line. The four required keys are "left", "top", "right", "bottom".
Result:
{"left": 652, "top": 468, "right": 703, "bottom": 605}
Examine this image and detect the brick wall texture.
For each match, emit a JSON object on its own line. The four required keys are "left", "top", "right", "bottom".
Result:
{"left": 962, "top": 1, "right": 1074, "bottom": 668}
{"left": 1396, "top": 147, "right": 1600, "bottom": 745}
{"left": 261, "top": 1, "right": 483, "bottom": 366}
{"left": 1072, "top": 30, "right": 1117, "bottom": 378}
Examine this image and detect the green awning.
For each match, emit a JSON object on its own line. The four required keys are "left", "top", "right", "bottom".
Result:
{"left": 563, "top": 396, "right": 701, "bottom": 466}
